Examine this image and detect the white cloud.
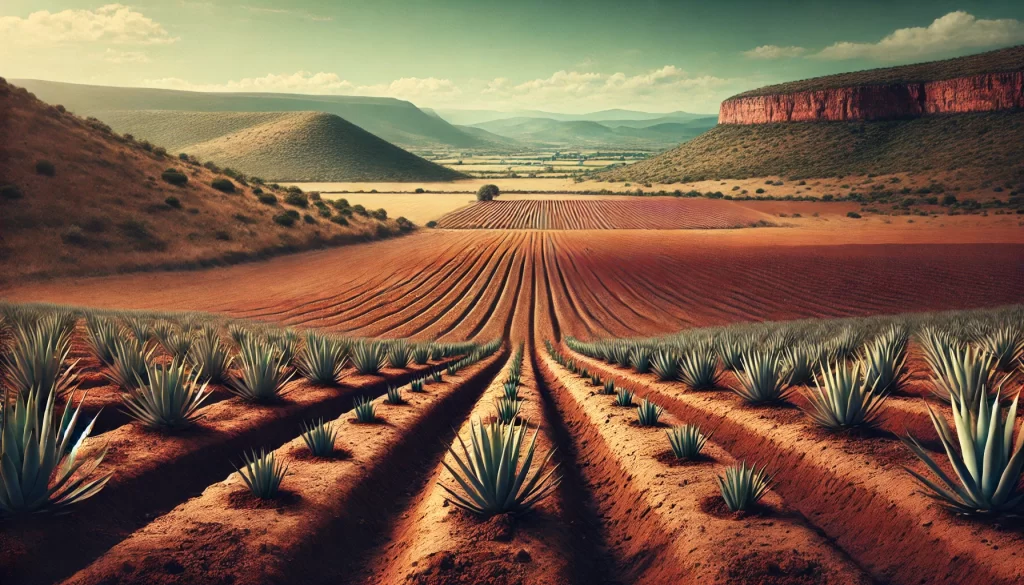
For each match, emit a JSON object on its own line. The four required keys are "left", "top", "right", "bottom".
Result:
{"left": 743, "top": 45, "right": 808, "bottom": 59}
{"left": 816, "top": 11, "right": 1024, "bottom": 60}
{"left": 0, "top": 4, "right": 178, "bottom": 46}
{"left": 143, "top": 66, "right": 737, "bottom": 112}
{"left": 101, "top": 48, "right": 149, "bottom": 63}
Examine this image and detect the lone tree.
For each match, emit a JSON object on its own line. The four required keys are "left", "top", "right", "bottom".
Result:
{"left": 477, "top": 184, "right": 500, "bottom": 201}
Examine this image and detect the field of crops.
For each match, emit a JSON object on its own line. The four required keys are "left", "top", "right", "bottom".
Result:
{"left": 435, "top": 198, "right": 774, "bottom": 230}
{"left": 2, "top": 219, "right": 1024, "bottom": 585}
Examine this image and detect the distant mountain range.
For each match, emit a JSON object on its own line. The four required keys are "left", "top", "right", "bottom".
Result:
{"left": 428, "top": 107, "right": 714, "bottom": 126}
{"left": 464, "top": 115, "right": 718, "bottom": 148}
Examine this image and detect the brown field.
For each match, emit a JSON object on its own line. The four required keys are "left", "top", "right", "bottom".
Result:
{"left": 3, "top": 195, "right": 1024, "bottom": 585}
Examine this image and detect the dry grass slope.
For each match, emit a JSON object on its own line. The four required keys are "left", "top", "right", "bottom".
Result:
{"left": 732, "top": 44, "right": 1024, "bottom": 98}
{"left": 600, "top": 110, "right": 1024, "bottom": 183}
{"left": 0, "top": 79, "right": 413, "bottom": 283}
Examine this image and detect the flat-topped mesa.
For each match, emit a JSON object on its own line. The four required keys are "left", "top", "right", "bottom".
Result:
{"left": 719, "top": 71, "right": 1024, "bottom": 124}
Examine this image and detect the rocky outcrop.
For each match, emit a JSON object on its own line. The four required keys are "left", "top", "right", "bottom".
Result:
{"left": 719, "top": 71, "right": 1024, "bottom": 124}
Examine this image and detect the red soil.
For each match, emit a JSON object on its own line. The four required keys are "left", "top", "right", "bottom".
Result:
{"left": 435, "top": 198, "right": 774, "bottom": 229}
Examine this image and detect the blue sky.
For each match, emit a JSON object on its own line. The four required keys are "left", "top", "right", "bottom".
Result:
{"left": 2, "top": 1, "right": 1023, "bottom": 113}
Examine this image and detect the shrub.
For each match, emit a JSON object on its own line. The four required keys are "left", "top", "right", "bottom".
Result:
{"left": 718, "top": 461, "right": 774, "bottom": 512}
{"left": 731, "top": 350, "right": 790, "bottom": 404}
{"left": 301, "top": 419, "right": 337, "bottom": 457}
{"left": 351, "top": 342, "right": 387, "bottom": 375}
{"left": 636, "top": 398, "right": 663, "bottom": 426}
{"left": 0, "top": 389, "right": 111, "bottom": 515}
{"left": 2, "top": 184, "right": 24, "bottom": 199}
{"left": 296, "top": 333, "right": 344, "bottom": 385}
{"left": 284, "top": 192, "right": 308, "bottom": 207}
{"left": 371, "top": 208, "right": 388, "bottom": 220}
{"left": 679, "top": 346, "right": 721, "bottom": 390}
{"left": 122, "top": 358, "right": 211, "bottom": 429}
{"left": 164, "top": 196, "right": 182, "bottom": 209}
{"left": 386, "top": 385, "right": 404, "bottom": 404}
{"left": 651, "top": 350, "right": 679, "bottom": 381}
{"left": 35, "top": 160, "right": 55, "bottom": 176}
{"left": 161, "top": 169, "right": 188, "bottom": 186}
{"left": 330, "top": 215, "right": 349, "bottom": 226}
{"left": 904, "top": 387, "right": 1024, "bottom": 514}
{"left": 846, "top": 211, "right": 861, "bottom": 219}
{"left": 258, "top": 193, "right": 278, "bottom": 205}
{"left": 5, "top": 317, "right": 77, "bottom": 400}
{"left": 782, "top": 344, "right": 817, "bottom": 386}
{"left": 353, "top": 204, "right": 368, "bottom": 216}
{"left": 274, "top": 213, "right": 296, "bottom": 227}
{"left": 396, "top": 217, "right": 414, "bottom": 231}
{"left": 477, "top": 184, "right": 500, "bottom": 201}
{"left": 440, "top": 421, "right": 560, "bottom": 517}
{"left": 188, "top": 334, "right": 234, "bottom": 383}
{"left": 234, "top": 450, "right": 287, "bottom": 500}
{"left": 925, "top": 340, "right": 995, "bottom": 406}
{"left": 303, "top": 213, "right": 315, "bottom": 224}
{"left": 667, "top": 424, "right": 709, "bottom": 460}
{"left": 211, "top": 178, "right": 236, "bottom": 193}
{"left": 979, "top": 325, "right": 1024, "bottom": 372}
{"left": 105, "top": 337, "right": 154, "bottom": 390}
{"left": 85, "top": 316, "right": 119, "bottom": 364}
{"left": 426, "top": 220, "right": 438, "bottom": 228}
{"left": 410, "top": 378, "right": 425, "bottom": 392}
{"left": 386, "top": 340, "right": 412, "bottom": 369}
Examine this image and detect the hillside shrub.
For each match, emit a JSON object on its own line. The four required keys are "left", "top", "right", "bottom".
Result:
{"left": 161, "top": 169, "right": 188, "bottom": 186}
{"left": 35, "top": 160, "right": 55, "bottom": 176}
{"left": 257, "top": 193, "right": 277, "bottom": 205}
{"left": 61, "top": 225, "right": 87, "bottom": 245}
{"left": 164, "top": 196, "right": 182, "bottom": 209}
{"left": 353, "top": 204, "right": 368, "bottom": 216}
{"left": 426, "top": 220, "right": 438, "bottom": 228}
{"left": 477, "top": 184, "right": 500, "bottom": 201}
{"left": 178, "top": 153, "right": 189, "bottom": 161}
{"left": 308, "top": 191, "right": 321, "bottom": 201}
{"left": 330, "top": 215, "right": 349, "bottom": 226}
{"left": 847, "top": 211, "right": 862, "bottom": 218}
{"left": 284, "top": 192, "right": 309, "bottom": 207}
{"left": 211, "top": 178, "right": 235, "bottom": 193}
{"left": 274, "top": 213, "right": 296, "bottom": 227}
{"left": 371, "top": 208, "right": 388, "bottom": 220}
{"left": 397, "top": 217, "right": 414, "bottom": 231}
{"left": 303, "top": 213, "right": 315, "bottom": 224}
{"left": 415, "top": 188, "right": 425, "bottom": 193}
{"left": 1, "top": 184, "right": 22, "bottom": 199}
{"left": 330, "top": 198, "right": 350, "bottom": 210}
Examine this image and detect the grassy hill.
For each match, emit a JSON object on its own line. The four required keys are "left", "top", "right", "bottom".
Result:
{"left": 470, "top": 116, "right": 716, "bottom": 148}
{"left": 732, "top": 44, "right": 1024, "bottom": 99}
{"left": 11, "top": 79, "right": 487, "bottom": 149}
{"left": 92, "top": 110, "right": 464, "bottom": 182}
{"left": 0, "top": 79, "right": 417, "bottom": 283}
{"left": 599, "top": 111, "right": 1024, "bottom": 183}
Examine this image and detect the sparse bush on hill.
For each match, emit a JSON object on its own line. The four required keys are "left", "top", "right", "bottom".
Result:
{"left": 353, "top": 204, "right": 368, "bottom": 217}
{"left": 61, "top": 225, "right": 87, "bottom": 245}
{"left": 330, "top": 198, "right": 350, "bottom": 210}
{"left": 396, "top": 217, "right": 414, "bottom": 231}
{"left": 164, "top": 196, "right": 182, "bottom": 209}
{"left": 372, "top": 208, "right": 388, "bottom": 220}
{"left": 257, "top": 193, "right": 277, "bottom": 205}
{"left": 426, "top": 220, "right": 438, "bottom": 228}
{"left": 330, "top": 215, "right": 349, "bottom": 226}
{"left": 211, "top": 178, "right": 236, "bottom": 193}
{"left": 274, "top": 213, "right": 296, "bottom": 227}
{"left": 303, "top": 213, "right": 315, "bottom": 224}
{"left": 308, "top": 191, "right": 321, "bottom": 201}
{"left": 1, "top": 184, "right": 22, "bottom": 199}
{"left": 477, "top": 184, "right": 500, "bottom": 201}
{"left": 118, "top": 219, "right": 166, "bottom": 251}
{"left": 284, "top": 192, "right": 309, "bottom": 207}
{"left": 35, "top": 159, "right": 55, "bottom": 176}
{"left": 161, "top": 168, "right": 188, "bottom": 186}
{"left": 847, "top": 211, "right": 862, "bottom": 218}
{"left": 178, "top": 153, "right": 189, "bottom": 161}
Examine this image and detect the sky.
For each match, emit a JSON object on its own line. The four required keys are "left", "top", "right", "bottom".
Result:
{"left": 2, "top": 1, "right": 1023, "bottom": 114}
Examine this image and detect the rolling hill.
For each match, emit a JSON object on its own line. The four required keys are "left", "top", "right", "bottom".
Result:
{"left": 433, "top": 107, "right": 712, "bottom": 125}
{"left": 90, "top": 110, "right": 464, "bottom": 182}
{"left": 11, "top": 79, "right": 491, "bottom": 150}
{"left": 469, "top": 116, "right": 717, "bottom": 148}
{"left": 0, "top": 79, "right": 416, "bottom": 282}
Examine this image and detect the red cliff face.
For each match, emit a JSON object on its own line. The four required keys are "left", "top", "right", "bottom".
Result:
{"left": 719, "top": 71, "right": 1024, "bottom": 124}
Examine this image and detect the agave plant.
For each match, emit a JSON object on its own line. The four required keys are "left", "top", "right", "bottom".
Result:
{"left": 718, "top": 461, "right": 774, "bottom": 512}
{"left": 679, "top": 346, "right": 720, "bottom": 390}
{"left": 903, "top": 386, "right": 1024, "bottom": 514}
{"left": 386, "top": 385, "right": 404, "bottom": 404}
{"left": 296, "top": 334, "right": 345, "bottom": 385}
{"left": 162, "top": 330, "right": 195, "bottom": 360}
{"left": 150, "top": 320, "right": 174, "bottom": 349}
{"left": 502, "top": 380, "right": 519, "bottom": 400}
{"left": 611, "top": 343, "right": 632, "bottom": 368}
{"left": 353, "top": 396, "right": 377, "bottom": 423}
{"left": 351, "top": 342, "right": 388, "bottom": 375}
{"left": 601, "top": 379, "right": 616, "bottom": 395}
{"left": 412, "top": 344, "right": 432, "bottom": 365}
{"left": 300, "top": 419, "right": 337, "bottom": 457}
{"left": 860, "top": 334, "right": 908, "bottom": 395}
{"left": 4, "top": 319, "right": 78, "bottom": 400}
{"left": 651, "top": 350, "right": 679, "bottom": 381}
{"left": 494, "top": 396, "right": 522, "bottom": 424}
{"left": 410, "top": 377, "right": 425, "bottom": 392}
{"left": 803, "top": 361, "right": 888, "bottom": 430}
{"left": 440, "top": 420, "right": 560, "bottom": 517}
{"left": 188, "top": 334, "right": 234, "bottom": 384}
{"left": 431, "top": 370, "right": 443, "bottom": 384}
{"left": 267, "top": 330, "right": 299, "bottom": 366}
{"left": 85, "top": 316, "right": 120, "bottom": 364}
{"left": 227, "top": 323, "right": 249, "bottom": 347}
{"left": 105, "top": 337, "right": 154, "bottom": 390}
{"left": 447, "top": 362, "right": 461, "bottom": 376}
{"left": 614, "top": 387, "right": 634, "bottom": 407}
{"left": 927, "top": 342, "right": 996, "bottom": 406}
{"left": 122, "top": 359, "right": 211, "bottom": 429}
{"left": 636, "top": 398, "right": 663, "bottom": 426}
{"left": 782, "top": 344, "right": 817, "bottom": 386}
{"left": 667, "top": 424, "right": 709, "bottom": 460}
{"left": 387, "top": 340, "right": 413, "bottom": 369}
{"left": 717, "top": 338, "right": 747, "bottom": 372}
{"left": 827, "top": 328, "right": 866, "bottom": 362}
{"left": 731, "top": 350, "right": 790, "bottom": 405}
{"left": 980, "top": 325, "right": 1024, "bottom": 373}
{"left": 629, "top": 347, "right": 652, "bottom": 374}
{"left": 229, "top": 339, "right": 294, "bottom": 402}
{"left": 121, "top": 315, "right": 151, "bottom": 344}
{"left": 234, "top": 449, "right": 287, "bottom": 499}
{"left": 0, "top": 388, "right": 112, "bottom": 516}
